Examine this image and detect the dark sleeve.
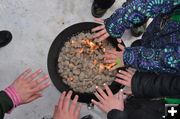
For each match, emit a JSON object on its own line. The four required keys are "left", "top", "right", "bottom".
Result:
{"left": 132, "top": 72, "right": 180, "bottom": 98}
{"left": 0, "top": 91, "right": 13, "bottom": 119}
{"left": 107, "top": 109, "right": 128, "bottom": 119}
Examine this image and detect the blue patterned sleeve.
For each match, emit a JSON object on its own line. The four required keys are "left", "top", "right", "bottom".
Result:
{"left": 123, "top": 46, "right": 180, "bottom": 74}
{"left": 104, "top": 0, "right": 180, "bottom": 38}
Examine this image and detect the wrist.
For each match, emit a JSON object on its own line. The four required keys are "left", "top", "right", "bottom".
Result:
{"left": 4, "top": 85, "right": 22, "bottom": 108}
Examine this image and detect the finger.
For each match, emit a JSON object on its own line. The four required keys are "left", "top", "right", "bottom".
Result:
{"left": 94, "top": 18, "right": 104, "bottom": 23}
{"left": 97, "top": 33, "right": 109, "bottom": 42}
{"left": 96, "top": 86, "right": 108, "bottom": 99}
{"left": 116, "top": 73, "right": 129, "bottom": 81}
{"left": 75, "top": 103, "right": 82, "bottom": 119}
{"left": 118, "top": 44, "right": 125, "bottom": 51}
{"left": 103, "top": 54, "right": 117, "bottom": 59}
{"left": 118, "top": 70, "right": 132, "bottom": 78}
{"left": 30, "top": 75, "right": 49, "bottom": 88}
{"left": 70, "top": 95, "right": 78, "bottom": 113}
{"left": 103, "top": 83, "right": 113, "bottom": 97}
{"left": 26, "top": 94, "right": 42, "bottom": 103}
{"left": 126, "top": 69, "right": 135, "bottom": 75}
{"left": 92, "top": 25, "right": 105, "bottom": 32}
{"left": 91, "top": 99, "right": 106, "bottom": 112}
{"left": 123, "top": 90, "right": 133, "bottom": 95}
{"left": 94, "top": 92, "right": 105, "bottom": 103}
{"left": 118, "top": 89, "right": 124, "bottom": 103}
{"left": 104, "top": 59, "right": 116, "bottom": 64}
{"left": 17, "top": 69, "right": 32, "bottom": 80}
{"left": 32, "top": 81, "right": 51, "bottom": 93}
{"left": 64, "top": 91, "right": 73, "bottom": 111}
{"left": 26, "top": 69, "right": 43, "bottom": 82}
{"left": 117, "top": 39, "right": 122, "bottom": 43}
{"left": 110, "top": 65, "right": 120, "bottom": 71}
{"left": 106, "top": 50, "right": 118, "bottom": 55}
{"left": 57, "top": 91, "right": 66, "bottom": 110}
{"left": 93, "top": 29, "right": 106, "bottom": 38}
{"left": 115, "top": 78, "right": 128, "bottom": 86}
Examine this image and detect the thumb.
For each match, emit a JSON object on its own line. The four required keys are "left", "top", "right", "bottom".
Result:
{"left": 123, "top": 90, "right": 132, "bottom": 95}
{"left": 25, "top": 94, "right": 43, "bottom": 103}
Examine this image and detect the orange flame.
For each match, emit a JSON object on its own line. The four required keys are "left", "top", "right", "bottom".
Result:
{"left": 67, "top": 78, "right": 74, "bottom": 81}
{"left": 105, "top": 63, "right": 116, "bottom": 70}
{"left": 76, "top": 48, "right": 84, "bottom": 54}
{"left": 99, "top": 64, "right": 105, "bottom": 71}
{"left": 82, "top": 40, "right": 96, "bottom": 48}
{"left": 93, "top": 60, "right": 98, "bottom": 65}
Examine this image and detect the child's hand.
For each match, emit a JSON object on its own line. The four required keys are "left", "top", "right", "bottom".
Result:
{"left": 91, "top": 84, "right": 124, "bottom": 113}
{"left": 11, "top": 69, "right": 51, "bottom": 104}
{"left": 53, "top": 91, "right": 82, "bottom": 119}
{"left": 92, "top": 18, "right": 110, "bottom": 42}
{"left": 115, "top": 69, "right": 135, "bottom": 88}
{"left": 103, "top": 39, "right": 125, "bottom": 71}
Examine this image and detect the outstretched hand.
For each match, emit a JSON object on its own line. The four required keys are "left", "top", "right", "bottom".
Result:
{"left": 53, "top": 91, "right": 82, "bottom": 119}
{"left": 91, "top": 84, "right": 124, "bottom": 113}
{"left": 11, "top": 69, "right": 51, "bottom": 104}
{"left": 92, "top": 18, "right": 110, "bottom": 42}
{"left": 103, "top": 39, "right": 125, "bottom": 71}
{"left": 115, "top": 69, "right": 135, "bottom": 95}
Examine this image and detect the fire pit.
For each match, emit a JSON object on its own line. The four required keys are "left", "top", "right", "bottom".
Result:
{"left": 48, "top": 22, "right": 124, "bottom": 103}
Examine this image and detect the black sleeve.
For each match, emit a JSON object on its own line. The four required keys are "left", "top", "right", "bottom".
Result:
{"left": 132, "top": 72, "right": 180, "bottom": 98}
{"left": 107, "top": 109, "right": 128, "bottom": 119}
{"left": 0, "top": 91, "right": 13, "bottom": 119}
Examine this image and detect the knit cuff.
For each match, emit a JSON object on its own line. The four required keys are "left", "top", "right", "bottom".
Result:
{"left": 4, "top": 85, "right": 22, "bottom": 113}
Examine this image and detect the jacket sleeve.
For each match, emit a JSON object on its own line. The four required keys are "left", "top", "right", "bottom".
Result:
{"left": 123, "top": 46, "right": 180, "bottom": 74}
{"left": 107, "top": 109, "right": 128, "bottom": 119}
{"left": 104, "top": 0, "right": 180, "bottom": 38}
{"left": 0, "top": 91, "right": 13, "bottom": 119}
{"left": 131, "top": 72, "right": 180, "bottom": 98}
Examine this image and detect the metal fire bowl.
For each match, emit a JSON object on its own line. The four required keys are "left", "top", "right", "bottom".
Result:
{"left": 47, "top": 22, "right": 125, "bottom": 104}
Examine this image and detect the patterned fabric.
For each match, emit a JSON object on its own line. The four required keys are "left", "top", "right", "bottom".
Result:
{"left": 104, "top": 0, "right": 180, "bottom": 74}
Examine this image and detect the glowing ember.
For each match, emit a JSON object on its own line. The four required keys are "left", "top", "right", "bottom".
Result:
{"left": 81, "top": 40, "right": 96, "bottom": 48}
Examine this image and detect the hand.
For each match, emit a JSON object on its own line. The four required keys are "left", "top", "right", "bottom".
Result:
{"left": 11, "top": 69, "right": 51, "bottom": 104}
{"left": 115, "top": 69, "right": 135, "bottom": 88}
{"left": 91, "top": 84, "right": 124, "bottom": 113}
{"left": 104, "top": 39, "right": 125, "bottom": 71}
{"left": 53, "top": 91, "right": 82, "bottom": 119}
{"left": 92, "top": 18, "right": 110, "bottom": 42}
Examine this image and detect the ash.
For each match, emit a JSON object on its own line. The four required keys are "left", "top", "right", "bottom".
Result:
{"left": 58, "top": 32, "right": 116, "bottom": 93}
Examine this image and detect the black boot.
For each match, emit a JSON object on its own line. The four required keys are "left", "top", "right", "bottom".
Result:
{"left": 0, "top": 31, "right": 12, "bottom": 48}
{"left": 91, "top": 0, "right": 115, "bottom": 18}
{"left": 131, "top": 40, "right": 141, "bottom": 47}
{"left": 81, "top": 114, "right": 93, "bottom": 119}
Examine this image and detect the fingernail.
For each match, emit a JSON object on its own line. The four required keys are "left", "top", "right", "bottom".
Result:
{"left": 96, "top": 86, "right": 98, "bottom": 89}
{"left": 120, "top": 89, "right": 123, "bottom": 92}
{"left": 91, "top": 99, "right": 94, "bottom": 102}
{"left": 119, "top": 70, "right": 121, "bottom": 73}
{"left": 103, "top": 83, "right": 106, "bottom": 86}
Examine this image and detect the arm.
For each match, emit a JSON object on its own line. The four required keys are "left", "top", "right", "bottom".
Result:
{"left": 104, "top": 0, "right": 180, "bottom": 38}
{"left": 123, "top": 46, "right": 180, "bottom": 74}
{"left": 132, "top": 72, "right": 180, "bottom": 98}
{"left": 0, "top": 91, "right": 13, "bottom": 119}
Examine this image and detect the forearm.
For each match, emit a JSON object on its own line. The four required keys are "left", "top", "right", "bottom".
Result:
{"left": 123, "top": 46, "right": 180, "bottom": 74}
{"left": 104, "top": 0, "right": 179, "bottom": 38}
{"left": 132, "top": 72, "right": 180, "bottom": 98}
